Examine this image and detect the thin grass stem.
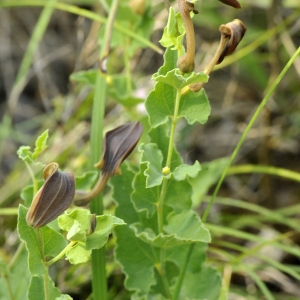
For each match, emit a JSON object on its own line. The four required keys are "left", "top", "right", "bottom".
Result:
{"left": 202, "top": 47, "right": 300, "bottom": 222}
{"left": 227, "top": 164, "right": 300, "bottom": 182}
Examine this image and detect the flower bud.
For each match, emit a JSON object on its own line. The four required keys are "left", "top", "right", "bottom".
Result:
{"left": 26, "top": 162, "right": 75, "bottom": 228}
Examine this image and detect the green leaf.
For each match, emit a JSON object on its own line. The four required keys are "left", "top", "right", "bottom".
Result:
{"left": 32, "top": 129, "right": 49, "bottom": 160}
{"left": 67, "top": 220, "right": 86, "bottom": 242}
{"left": 20, "top": 182, "right": 43, "bottom": 207}
{"left": 0, "top": 246, "right": 31, "bottom": 300}
{"left": 56, "top": 295, "right": 73, "bottom": 300}
{"left": 132, "top": 164, "right": 192, "bottom": 217}
{"left": 18, "top": 205, "right": 67, "bottom": 275}
{"left": 179, "top": 265, "right": 222, "bottom": 300}
{"left": 65, "top": 242, "right": 92, "bottom": 265}
{"left": 153, "top": 69, "right": 208, "bottom": 90}
{"left": 131, "top": 211, "right": 210, "bottom": 248}
{"left": 132, "top": 164, "right": 158, "bottom": 217}
{"left": 145, "top": 48, "right": 178, "bottom": 128}
{"left": 131, "top": 223, "right": 195, "bottom": 248}
{"left": 164, "top": 179, "right": 192, "bottom": 213}
{"left": 160, "top": 8, "right": 185, "bottom": 51}
{"left": 146, "top": 53, "right": 210, "bottom": 127}
{"left": 17, "top": 130, "right": 49, "bottom": 163}
{"left": 110, "top": 163, "right": 139, "bottom": 225}
{"left": 17, "top": 145, "right": 33, "bottom": 163}
{"left": 189, "top": 158, "right": 229, "bottom": 206}
{"left": 114, "top": 226, "right": 158, "bottom": 293}
{"left": 70, "top": 69, "right": 97, "bottom": 86}
{"left": 146, "top": 82, "right": 176, "bottom": 128}
{"left": 172, "top": 161, "right": 201, "bottom": 181}
{"left": 140, "top": 143, "right": 165, "bottom": 188}
{"left": 166, "top": 243, "right": 207, "bottom": 273}
{"left": 58, "top": 208, "right": 91, "bottom": 232}
{"left": 132, "top": 292, "right": 167, "bottom": 300}
{"left": 179, "top": 88, "right": 211, "bottom": 125}
{"left": 28, "top": 275, "right": 62, "bottom": 300}
{"left": 112, "top": 164, "right": 161, "bottom": 293}
{"left": 156, "top": 47, "right": 178, "bottom": 77}
{"left": 75, "top": 171, "right": 98, "bottom": 190}
{"left": 58, "top": 208, "right": 125, "bottom": 264}
{"left": 148, "top": 123, "right": 182, "bottom": 170}
{"left": 164, "top": 211, "right": 211, "bottom": 243}
{"left": 85, "top": 214, "right": 125, "bottom": 250}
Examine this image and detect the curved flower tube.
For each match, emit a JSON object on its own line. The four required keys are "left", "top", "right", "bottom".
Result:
{"left": 26, "top": 162, "right": 75, "bottom": 228}
{"left": 74, "top": 122, "right": 143, "bottom": 206}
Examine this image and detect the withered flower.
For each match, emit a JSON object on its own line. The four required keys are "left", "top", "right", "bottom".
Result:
{"left": 217, "top": 19, "right": 247, "bottom": 64}
{"left": 26, "top": 163, "right": 75, "bottom": 228}
{"left": 218, "top": 0, "right": 241, "bottom": 8}
{"left": 74, "top": 122, "right": 143, "bottom": 206}
{"left": 190, "top": 19, "right": 246, "bottom": 92}
{"left": 177, "top": 0, "right": 198, "bottom": 73}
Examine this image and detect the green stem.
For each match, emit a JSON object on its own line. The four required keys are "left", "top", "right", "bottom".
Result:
{"left": 3, "top": 273, "right": 14, "bottom": 300}
{"left": 156, "top": 88, "right": 182, "bottom": 298}
{"left": 227, "top": 164, "right": 300, "bottom": 182}
{"left": 157, "top": 88, "right": 181, "bottom": 235}
{"left": 124, "top": 34, "right": 133, "bottom": 94}
{"left": 25, "top": 161, "right": 38, "bottom": 194}
{"left": 0, "top": 208, "right": 19, "bottom": 215}
{"left": 202, "top": 47, "right": 300, "bottom": 223}
{"left": 8, "top": 242, "right": 25, "bottom": 269}
{"left": 166, "top": 89, "right": 181, "bottom": 168}
{"left": 172, "top": 243, "right": 195, "bottom": 300}
{"left": 44, "top": 268, "right": 49, "bottom": 300}
{"left": 36, "top": 228, "right": 49, "bottom": 300}
{"left": 89, "top": 0, "right": 120, "bottom": 299}
{"left": 44, "top": 241, "right": 77, "bottom": 267}
{"left": 89, "top": 67, "right": 107, "bottom": 300}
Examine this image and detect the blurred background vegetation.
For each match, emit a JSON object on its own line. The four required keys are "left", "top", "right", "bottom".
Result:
{"left": 0, "top": 0, "right": 299, "bottom": 299}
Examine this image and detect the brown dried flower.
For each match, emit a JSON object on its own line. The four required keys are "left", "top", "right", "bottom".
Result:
{"left": 26, "top": 163, "right": 75, "bottom": 228}
{"left": 217, "top": 19, "right": 247, "bottom": 64}
{"left": 74, "top": 122, "right": 143, "bottom": 206}
{"left": 218, "top": 0, "right": 241, "bottom": 8}
{"left": 189, "top": 19, "right": 246, "bottom": 92}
